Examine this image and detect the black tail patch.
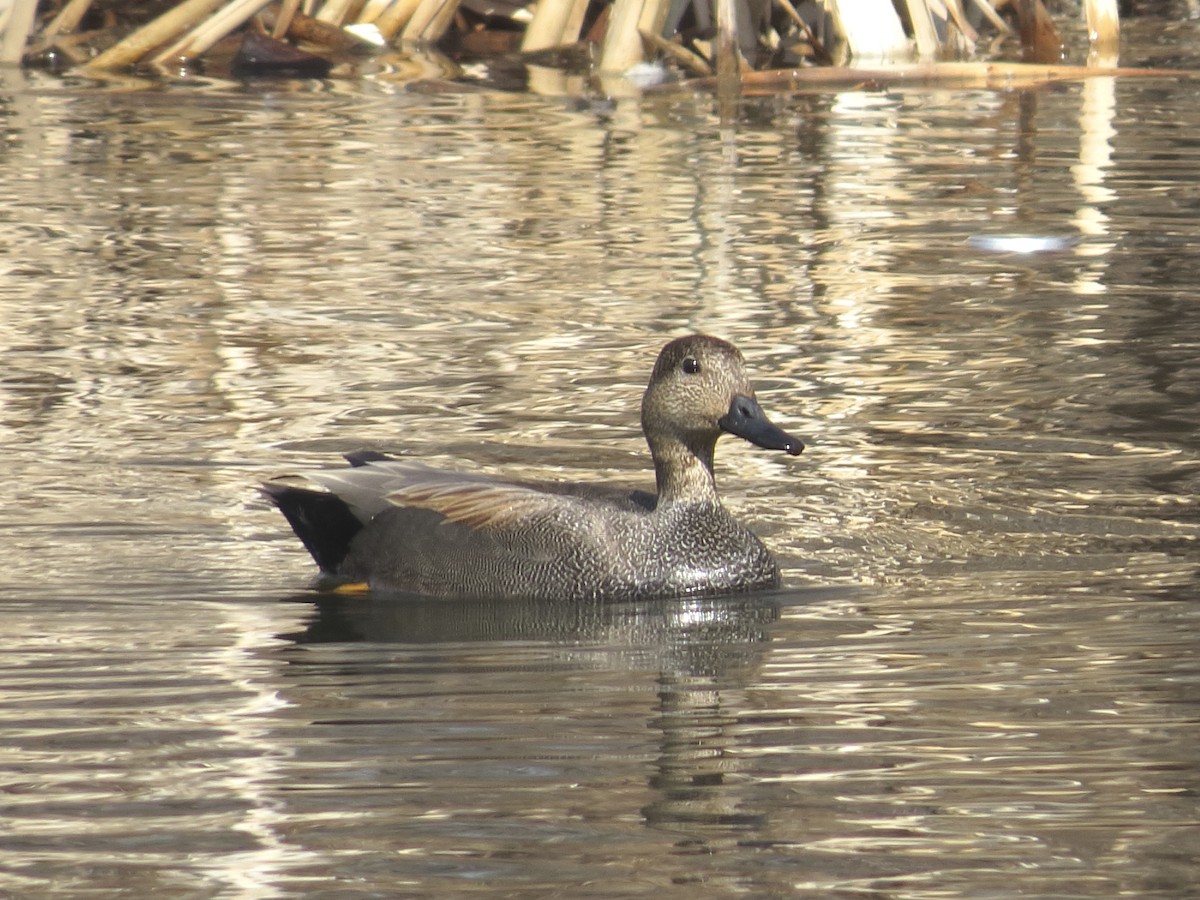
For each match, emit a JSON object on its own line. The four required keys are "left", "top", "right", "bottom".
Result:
{"left": 262, "top": 484, "right": 365, "bottom": 574}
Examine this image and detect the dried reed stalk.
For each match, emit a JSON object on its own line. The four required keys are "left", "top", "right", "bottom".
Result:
{"left": 82, "top": 0, "right": 227, "bottom": 70}
{"left": 599, "top": 0, "right": 651, "bottom": 72}
{"left": 273, "top": 0, "right": 303, "bottom": 37}
{"left": 36, "top": 0, "right": 95, "bottom": 46}
{"left": 639, "top": 29, "right": 711, "bottom": 76}
{"left": 356, "top": 0, "right": 396, "bottom": 22}
{"left": 426, "top": 0, "right": 461, "bottom": 40}
{"left": 269, "top": 8, "right": 373, "bottom": 50}
{"left": 523, "top": 0, "right": 590, "bottom": 52}
{"left": 944, "top": 0, "right": 978, "bottom": 49}
{"left": 824, "top": 0, "right": 910, "bottom": 61}
{"left": 315, "top": 0, "right": 358, "bottom": 25}
{"left": 705, "top": 61, "right": 1195, "bottom": 94}
{"left": 1084, "top": 0, "right": 1119, "bottom": 65}
{"left": 968, "top": 0, "right": 1010, "bottom": 33}
{"left": 713, "top": 0, "right": 740, "bottom": 82}
{"left": 374, "top": 0, "right": 423, "bottom": 39}
{"left": 713, "top": 0, "right": 742, "bottom": 119}
{"left": 636, "top": 0, "right": 670, "bottom": 57}
{"left": 0, "top": 0, "right": 39, "bottom": 64}
{"left": 402, "top": 0, "right": 459, "bottom": 40}
{"left": 772, "top": 0, "right": 832, "bottom": 64}
{"left": 903, "top": 0, "right": 940, "bottom": 59}
{"left": 151, "top": 0, "right": 274, "bottom": 66}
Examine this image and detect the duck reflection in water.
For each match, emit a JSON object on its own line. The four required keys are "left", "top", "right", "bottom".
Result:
{"left": 278, "top": 592, "right": 816, "bottom": 844}
{"left": 263, "top": 335, "right": 804, "bottom": 601}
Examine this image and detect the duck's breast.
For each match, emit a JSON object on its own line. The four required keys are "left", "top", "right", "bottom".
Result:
{"left": 609, "top": 502, "right": 781, "bottom": 598}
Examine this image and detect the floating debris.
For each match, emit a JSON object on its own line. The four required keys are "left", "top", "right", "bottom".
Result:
{"left": 967, "top": 234, "right": 1081, "bottom": 254}
{"left": 622, "top": 60, "right": 669, "bottom": 87}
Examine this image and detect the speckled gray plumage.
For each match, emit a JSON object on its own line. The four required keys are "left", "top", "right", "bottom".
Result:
{"left": 263, "top": 334, "right": 804, "bottom": 601}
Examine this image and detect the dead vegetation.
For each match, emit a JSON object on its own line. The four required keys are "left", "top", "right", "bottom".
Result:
{"left": 0, "top": 0, "right": 1179, "bottom": 93}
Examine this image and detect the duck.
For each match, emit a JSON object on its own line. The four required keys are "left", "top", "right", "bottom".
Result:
{"left": 262, "top": 334, "right": 804, "bottom": 601}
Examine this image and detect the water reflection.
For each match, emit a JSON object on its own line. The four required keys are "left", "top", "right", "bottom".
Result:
{"left": 644, "top": 671, "right": 771, "bottom": 832}
{"left": 289, "top": 590, "right": 782, "bottom": 654}
{"left": 286, "top": 590, "right": 790, "bottom": 838}
{"left": 1, "top": 45, "right": 1199, "bottom": 898}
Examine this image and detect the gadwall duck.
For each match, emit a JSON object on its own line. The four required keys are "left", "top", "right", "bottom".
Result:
{"left": 263, "top": 335, "right": 803, "bottom": 600}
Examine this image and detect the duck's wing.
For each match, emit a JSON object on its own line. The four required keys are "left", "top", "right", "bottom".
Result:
{"left": 265, "top": 465, "right": 401, "bottom": 525}
{"left": 359, "top": 464, "right": 656, "bottom": 598}
{"left": 376, "top": 463, "right": 655, "bottom": 527}
{"left": 323, "top": 452, "right": 651, "bottom": 520}
{"left": 307, "top": 456, "right": 575, "bottom": 527}
{"left": 263, "top": 456, "right": 601, "bottom": 574}
{"left": 383, "top": 475, "right": 577, "bottom": 529}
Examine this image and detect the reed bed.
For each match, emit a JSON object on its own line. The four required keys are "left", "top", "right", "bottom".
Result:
{"left": 1, "top": 0, "right": 1146, "bottom": 89}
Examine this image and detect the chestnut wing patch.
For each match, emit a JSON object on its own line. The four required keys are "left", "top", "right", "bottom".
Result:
{"left": 384, "top": 480, "right": 573, "bottom": 529}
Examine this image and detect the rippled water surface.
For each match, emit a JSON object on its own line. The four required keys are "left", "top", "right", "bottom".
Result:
{"left": 2, "top": 34, "right": 1199, "bottom": 898}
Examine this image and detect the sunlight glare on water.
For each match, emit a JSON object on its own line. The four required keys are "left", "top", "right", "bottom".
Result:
{"left": 0, "top": 45, "right": 1198, "bottom": 898}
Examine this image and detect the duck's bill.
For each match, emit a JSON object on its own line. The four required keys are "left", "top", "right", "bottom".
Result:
{"left": 719, "top": 394, "right": 804, "bottom": 456}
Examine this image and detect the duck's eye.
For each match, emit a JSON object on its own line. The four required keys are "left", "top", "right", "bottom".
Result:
{"left": 682, "top": 357, "right": 701, "bottom": 375}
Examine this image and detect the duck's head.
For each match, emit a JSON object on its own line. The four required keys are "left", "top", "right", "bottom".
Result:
{"left": 641, "top": 335, "right": 804, "bottom": 465}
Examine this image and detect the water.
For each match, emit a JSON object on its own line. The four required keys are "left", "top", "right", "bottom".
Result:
{"left": 2, "top": 29, "right": 1199, "bottom": 897}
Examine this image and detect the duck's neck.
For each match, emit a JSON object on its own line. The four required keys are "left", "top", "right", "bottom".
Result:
{"left": 651, "top": 438, "right": 721, "bottom": 507}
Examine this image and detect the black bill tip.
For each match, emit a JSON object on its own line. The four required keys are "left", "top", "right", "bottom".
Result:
{"left": 718, "top": 394, "right": 804, "bottom": 456}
